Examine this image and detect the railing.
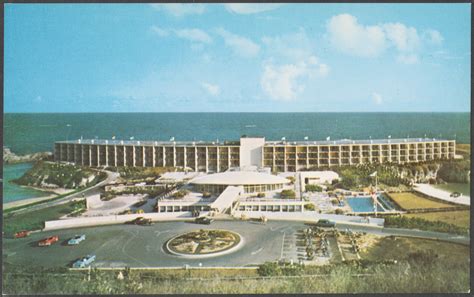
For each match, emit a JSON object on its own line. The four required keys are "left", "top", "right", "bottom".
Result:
{"left": 238, "top": 198, "right": 303, "bottom": 203}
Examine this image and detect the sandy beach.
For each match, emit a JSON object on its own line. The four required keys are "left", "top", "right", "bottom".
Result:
{"left": 4, "top": 185, "right": 74, "bottom": 210}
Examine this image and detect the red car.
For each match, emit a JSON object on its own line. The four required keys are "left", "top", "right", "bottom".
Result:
{"left": 14, "top": 231, "right": 31, "bottom": 238}
{"left": 38, "top": 235, "right": 59, "bottom": 246}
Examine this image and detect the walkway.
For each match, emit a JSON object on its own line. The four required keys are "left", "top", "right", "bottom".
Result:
{"left": 414, "top": 183, "right": 470, "bottom": 206}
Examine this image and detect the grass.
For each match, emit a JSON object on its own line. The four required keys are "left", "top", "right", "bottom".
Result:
{"left": 404, "top": 210, "right": 470, "bottom": 228}
{"left": 455, "top": 144, "right": 470, "bottom": 158}
{"left": 14, "top": 161, "right": 106, "bottom": 189}
{"left": 433, "top": 183, "right": 470, "bottom": 196}
{"left": 361, "top": 236, "right": 469, "bottom": 265}
{"left": 3, "top": 200, "right": 86, "bottom": 236}
{"left": 387, "top": 192, "right": 455, "bottom": 210}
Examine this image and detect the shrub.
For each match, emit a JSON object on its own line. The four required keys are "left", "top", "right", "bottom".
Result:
{"left": 305, "top": 184, "right": 322, "bottom": 192}
{"left": 437, "top": 161, "right": 470, "bottom": 183}
{"left": 257, "top": 192, "right": 265, "bottom": 198}
{"left": 286, "top": 176, "right": 295, "bottom": 184}
{"left": 335, "top": 208, "right": 345, "bottom": 215}
{"left": 257, "top": 262, "right": 281, "bottom": 276}
{"left": 304, "top": 203, "right": 315, "bottom": 211}
{"left": 172, "top": 190, "right": 189, "bottom": 199}
{"left": 202, "top": 191, "right": 212, "bottom": 198}
{"left": 280, "top": 189, "right": 296, "bottom": 199}
{"left": 384, "top": 216, "right": 468, "bottom": 235}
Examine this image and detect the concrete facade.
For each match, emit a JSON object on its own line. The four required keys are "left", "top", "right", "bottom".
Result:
{"left": 54, "top": 137, "right": 456, "bottom": 172}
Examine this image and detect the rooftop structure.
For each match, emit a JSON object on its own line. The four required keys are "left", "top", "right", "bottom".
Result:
{"left": 54, "top": 136, "right": 456, "bottom": 172}
{"left": 190, "top": 171, "right": 289, "bottom": 194}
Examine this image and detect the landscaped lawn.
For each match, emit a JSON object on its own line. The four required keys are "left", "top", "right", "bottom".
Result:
{"left": 387, "top": 192, "right": 456, "bottom": 210}
{"left": 361, "top": 236, "right": 469, "bottom": 265}
{"left": 404, "top": 210, "right": 470, "bottom": 228}
{"left": 433, "top": 183, "right": 470, "bottom": 196}
{"left": 3, "top": 201, "right": 85, "bottom": 235}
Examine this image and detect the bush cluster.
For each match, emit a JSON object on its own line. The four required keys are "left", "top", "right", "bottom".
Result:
{"left": 384, "top": 215, "right": 469, "bottom": 235}
{"left": 305, "top": 184, "right": 322, "bottom": 192}
{"left": 280, "top": 189, "right": 296, "bottom": 199}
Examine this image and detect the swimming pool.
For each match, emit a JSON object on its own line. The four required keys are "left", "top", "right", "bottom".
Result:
{"left": 346, "top": 197, "right": 385, "bottom": 213}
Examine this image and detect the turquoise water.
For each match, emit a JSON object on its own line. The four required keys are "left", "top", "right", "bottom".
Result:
{"left": 3, "top": 163, "right": 51, "bottom": 203}
{"left": 4, "top": 112, "right": 470, "bottom": 155}
{"left": 346, "top": 197, "right": 385, "bottom": 213}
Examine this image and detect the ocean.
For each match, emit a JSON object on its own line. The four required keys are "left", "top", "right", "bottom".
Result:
{"left": 3, "top": 112, "right": 470, "bottom": 203}
{"left": 3, "top": 162, "right": 51, "bottom": 203}
{"left": 4, "top": 112, "right": 470, "bottom": 155}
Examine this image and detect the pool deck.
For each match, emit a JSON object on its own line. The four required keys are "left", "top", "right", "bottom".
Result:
{"left": 413, "top": 183, "right": 470, "bottom": 206}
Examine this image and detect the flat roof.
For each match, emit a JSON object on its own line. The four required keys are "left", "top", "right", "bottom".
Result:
{"left": 56, "top": 137, "right": 454, "bottom": 146}
{"left": 190, "top": 171, "right": 289, "bottom": 186}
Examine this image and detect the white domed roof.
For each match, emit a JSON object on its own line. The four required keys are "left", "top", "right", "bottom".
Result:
{"left": 190, "top": 171, "right": 289, "bottom": 186}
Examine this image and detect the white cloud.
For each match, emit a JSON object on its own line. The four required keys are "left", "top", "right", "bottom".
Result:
{"left": 383, "top": 23, "right": 420, "bottom": 52}
{"left": 326, "top": 13, "right": 434, "bottom": 65}
{"left": 262, "top": 29, "right": 315, "bottom": 62}
{"left": 201, "top": 82, "right": 220, "bottom": 96}
{"left": 150, "top": 4, "right": 205, "bottom": 17}
{"left": 261, "top": 57, "right": 328, "bottom": 101}
{"left": 215, "top": 28, "right": 260, "bottom": 58}
{"left": 318, "top": 64, "right": 330, "bottom": 76}
{"left": 326, "top": 14, "right": 387, "bottom": 57}
{"left": 423, "top": 29, "right": 444, "bottom": 45}
{"left": 174, "top": 28, "right": 212, "bottom": 44}
{"left": 372, "top": 92, "right": 383, "bottom": 105}
{"left": 151, "top": 26, "right": 169, "bottom": 37}
{"left": 397, "top": 53, "right": 419, "bottom": 64}
{"left": 224, "top": 4, "right": 283, "bottom": 14}
{"left": 260, "top": 29, "right": 330, "bottom": 101}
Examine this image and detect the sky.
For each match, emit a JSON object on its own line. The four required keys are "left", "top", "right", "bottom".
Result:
{"left": 4, "top": 3, "right": 471, "bottom": 112}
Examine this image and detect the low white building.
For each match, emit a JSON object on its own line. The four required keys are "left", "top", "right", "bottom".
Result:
{"left": 156, "top": 170, "right": 308, "bottom": 213}
{"left": 300, "top": 171, "right": 339, "bottom": 192}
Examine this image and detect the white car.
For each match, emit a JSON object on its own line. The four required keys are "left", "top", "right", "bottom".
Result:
{"left": 68, "top": 234, "right": 86, "bottom": 245}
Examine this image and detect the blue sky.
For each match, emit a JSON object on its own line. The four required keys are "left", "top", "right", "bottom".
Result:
{"left": 5, "top": 3, "right": 471, "bottom": 112}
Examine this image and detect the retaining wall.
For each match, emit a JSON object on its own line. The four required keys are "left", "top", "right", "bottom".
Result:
{"left": 232, "top": 211, "right": 385, "bottom": 227}
{"left": 43, "top": 212, "right": 209, "bottom": 231}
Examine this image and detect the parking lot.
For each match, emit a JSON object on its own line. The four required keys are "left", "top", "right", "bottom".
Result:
{"left": 3, "top": 219, "right": 468, "bottom": 269}
{"left": 3, "top": 220, "right": 308, "bottom": 268}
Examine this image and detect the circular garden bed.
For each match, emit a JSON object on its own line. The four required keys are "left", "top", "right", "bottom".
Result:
{"left": 166, "top": 229, "right": 242, "bottom": 257}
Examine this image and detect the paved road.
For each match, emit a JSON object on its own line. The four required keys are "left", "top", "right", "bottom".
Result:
{"left": 10, "top": 170, "right": 119, "bottom": 214}
{"left": 3, "top": 220, "right": 469, "bottom": 269}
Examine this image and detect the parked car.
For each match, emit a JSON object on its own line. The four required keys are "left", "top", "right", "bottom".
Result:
{"left": 314, "top": 219, "right": 336, "bottom": 228}
{"left": 38, "top": 235, "right": 59, "bottom": 246}
{"left": 450, "top": 192, "right": 461, "bottom": 198}
{"left": 14, "top": 230, "right": 31, "bottom": 239}
{"left": 195, "top": 217, "right": 214, "bottom": 225}
{"left": 126, "top": 217, "right": 152, "bottom": 225}
{"left": 68, "top": 234, "right": 86, "bottom": 245}
{"left": 72, "top": 254, "right": 96, "bottom": 268}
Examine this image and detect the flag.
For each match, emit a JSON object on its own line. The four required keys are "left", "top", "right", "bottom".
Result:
{"left": 112, "top": 136, "right": 116, "bottom": 140}
{"left": 281, "top": 137, "right": 286, "bottom": 141}
{"left": 130, "top": 136, "right": 134, "bottom": 140}
{"left": 304, "top": 136, "right": 308, "bottom": 140}
{"left": 170, "top": 137, "right": 175, "bottom": 141}
{"left": 326, "top": 136, "right": 330, "bottom": 141}
{"left": 369, "top": 171, "right": 377, "bottom": 177}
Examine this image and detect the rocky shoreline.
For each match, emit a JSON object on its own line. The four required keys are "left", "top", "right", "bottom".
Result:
{"left": 3, "top": 147, "right": 52, "bottom": 164}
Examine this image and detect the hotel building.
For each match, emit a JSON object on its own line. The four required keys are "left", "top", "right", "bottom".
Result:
{"left": 54, "top": 136, "right": 455, "bottom": 172}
